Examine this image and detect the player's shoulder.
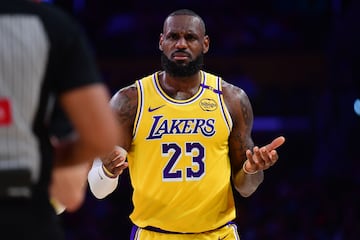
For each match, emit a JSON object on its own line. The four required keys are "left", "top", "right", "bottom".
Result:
{"left": 221, "top": 79, "right": 247, "bottom": 99}
{"left": 110, "top": 83, "right": 138, "bottom": 120}
{"left": 221, "top": 79, "right": 252, "bottom": 117}
{"left": 119, "top": 83, "right": 138, "bottom": 96}
{"left": 110, "top": 83, "right": 137, "bottom": 107}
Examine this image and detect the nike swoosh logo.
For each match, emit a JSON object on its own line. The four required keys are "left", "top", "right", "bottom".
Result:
{"left": 148, "top": 105, "right": 165, "bottom": 112}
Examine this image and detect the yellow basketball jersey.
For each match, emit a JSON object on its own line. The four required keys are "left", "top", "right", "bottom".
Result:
{"left": 127, "top": 71, "right": 235, "bottom": 233}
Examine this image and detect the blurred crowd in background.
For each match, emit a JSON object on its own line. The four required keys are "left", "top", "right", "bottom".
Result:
{"left": 46, "top": 0, "right": 359, "bottom": 239}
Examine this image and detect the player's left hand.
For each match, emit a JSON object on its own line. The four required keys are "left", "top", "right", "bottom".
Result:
{"left": 244, "top": 136, "right": 285, "bottom": 173}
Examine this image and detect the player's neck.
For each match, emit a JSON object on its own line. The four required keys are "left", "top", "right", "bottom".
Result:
{"left": 159, "top": 71, "right": 201, "bottom": 100}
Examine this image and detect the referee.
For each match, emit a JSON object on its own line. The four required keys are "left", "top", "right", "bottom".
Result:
{"left": 0, "top": 0, "right": 118, "bottom": 239}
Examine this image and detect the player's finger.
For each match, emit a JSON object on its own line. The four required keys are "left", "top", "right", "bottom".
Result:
{"left": 246, "top": 147, "right": 259, "bottom": 163}
{"left": 112, "top": 145, "right": 127, "bottom": 162}
{"left": 114, "top": 157, "right": 126, "bottom": 167}
{"left": 114, "top": 162, "right": 129, "bottom": 175}
{"left": 253, "top": 146, "right": 263, "bottom": 164}
{"left": 117, "top": 162, "right": 128, "bottom": 170}
{"left": 267, "top": 136, "right": 285, "bottom": 150}
{"left": 260, "top": 147, "right": 272, "bottom": 161}
{"left": 109, "top": 151, "right": 120, "bottom": 161}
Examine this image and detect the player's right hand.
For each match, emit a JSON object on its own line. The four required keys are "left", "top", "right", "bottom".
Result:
{"left": 101, "top": 146, "right": 128, "bottom": 178}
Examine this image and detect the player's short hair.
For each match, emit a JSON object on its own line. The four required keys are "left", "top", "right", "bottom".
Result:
{"left": 165, "top": 9, "right": 206, "bottom": 34}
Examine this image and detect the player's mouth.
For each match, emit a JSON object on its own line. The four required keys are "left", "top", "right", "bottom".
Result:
{"left": 172, "top": 52, "right": 190, "bottom": 61}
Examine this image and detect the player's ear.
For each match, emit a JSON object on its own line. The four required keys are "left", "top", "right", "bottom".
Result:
{"left": 159, "top": 33, "right": 163, "bottom": 51}
{"left": 203, "top": 35, "right": 210, "bottom": 54}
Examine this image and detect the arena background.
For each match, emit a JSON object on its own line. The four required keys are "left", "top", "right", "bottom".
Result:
{"left": 46, "top": 0, "right": 359, "bottom": 239}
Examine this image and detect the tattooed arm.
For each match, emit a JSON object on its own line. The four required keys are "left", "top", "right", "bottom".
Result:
{"left": 222, "top": 80, "right": 263, "bottom": 197}
{"left": 87, "top": 84, "right": 137, "bottom": 198}
{"left": 109, "top": 84, "right": 138, "bottom": 152}
{"left": 223, "top": 80, "right": 285, "bottom": 197}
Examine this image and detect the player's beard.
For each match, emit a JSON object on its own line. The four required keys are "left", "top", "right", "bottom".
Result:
{"left": 161, "top": 53, "right": 204, "bottom": 77}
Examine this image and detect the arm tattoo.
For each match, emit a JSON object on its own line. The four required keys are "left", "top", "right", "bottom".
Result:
{"left": 113, "top": 86, "right": 137, "bottom": 125}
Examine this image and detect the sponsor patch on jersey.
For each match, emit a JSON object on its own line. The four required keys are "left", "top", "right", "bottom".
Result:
{"left": 0, "top": 98, "right": 12, "bottom": 126}
{"left": 199, "top": 98, "right": 217, "bottom": 111}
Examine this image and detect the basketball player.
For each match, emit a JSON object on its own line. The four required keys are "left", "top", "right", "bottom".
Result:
{"left": 88, "top": 9, "right": 285, "bottom": 240}
{"left": 0, "top": 0, "right": 118, "bottom": 239}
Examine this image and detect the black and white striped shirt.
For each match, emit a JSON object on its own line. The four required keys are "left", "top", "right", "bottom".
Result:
{"left": 0, "top": 0, "right": 102, "bottom": 189}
